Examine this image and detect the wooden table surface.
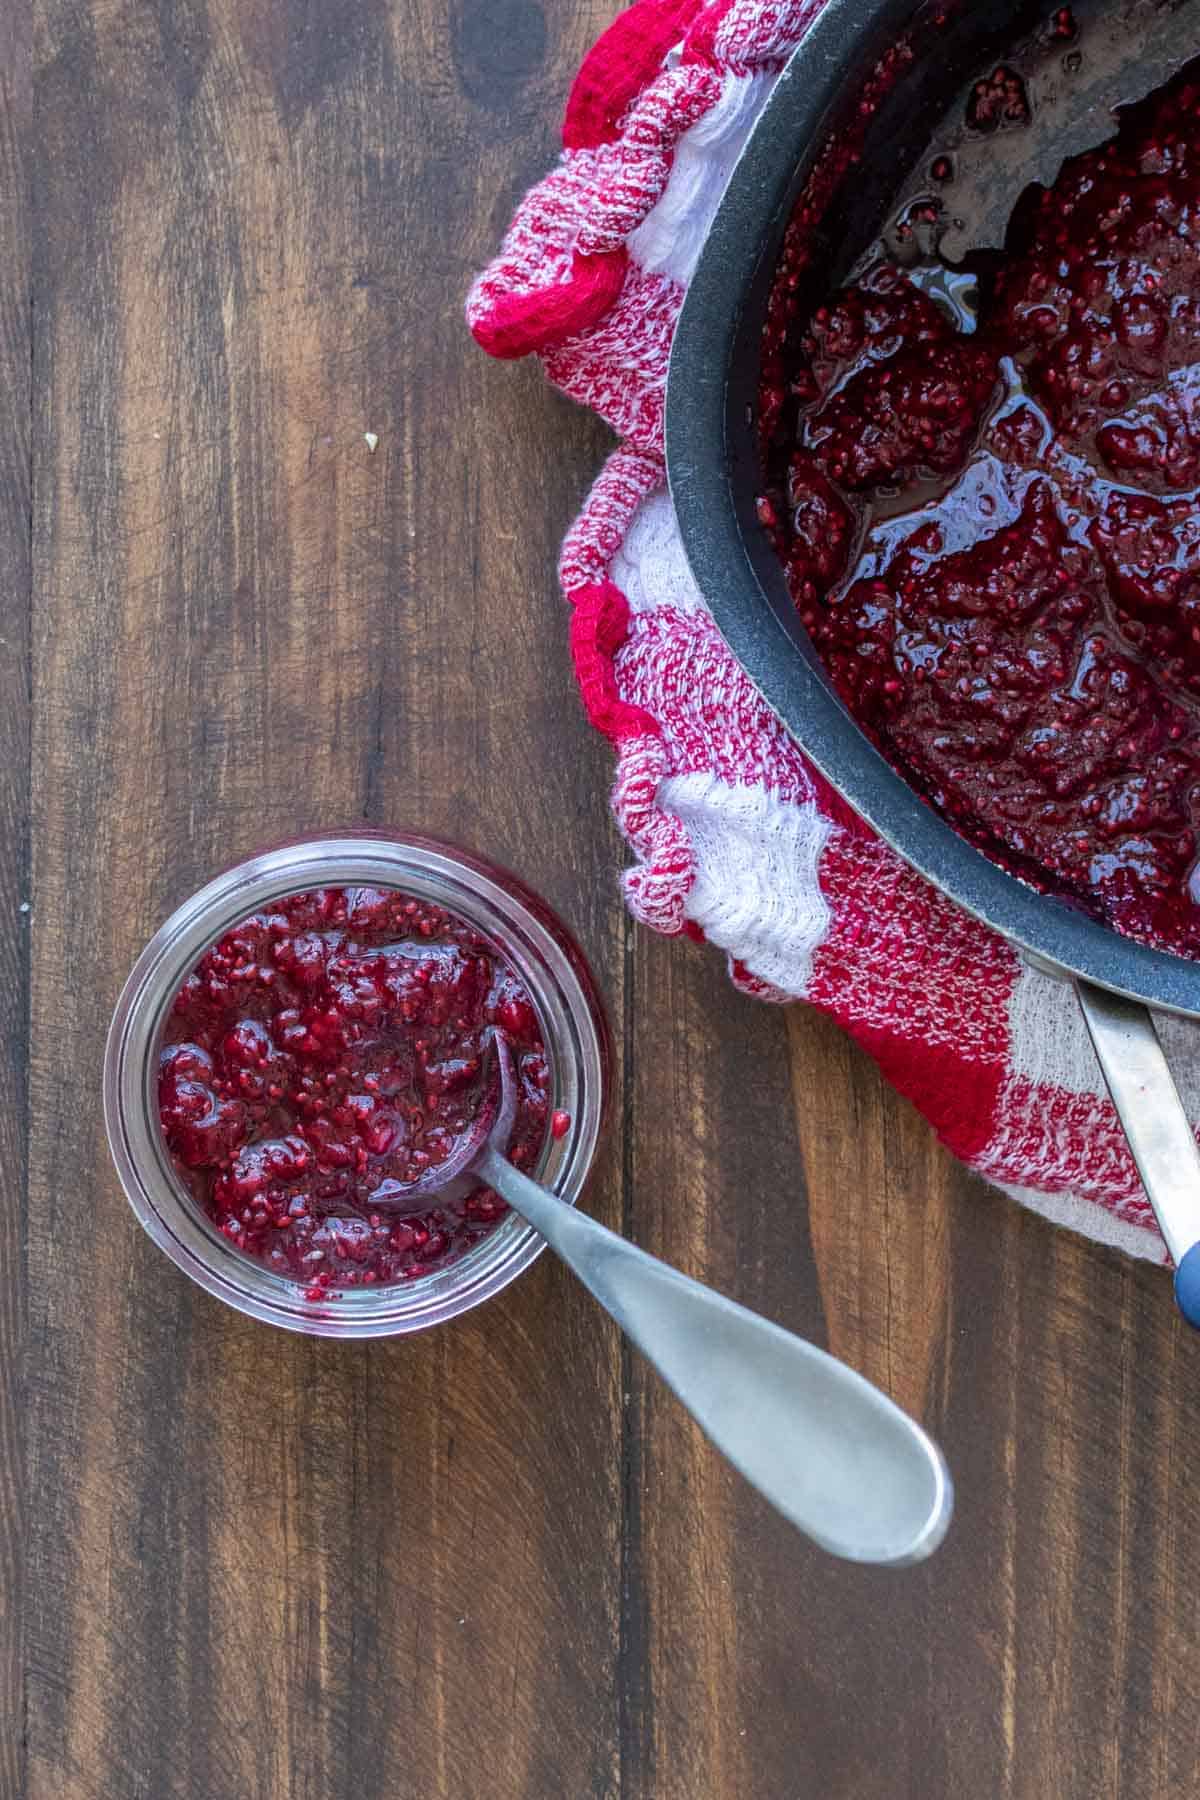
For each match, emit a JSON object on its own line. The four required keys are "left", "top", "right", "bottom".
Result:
{"left": 7, "top": 3, "right": 1200, "bottom": 1796}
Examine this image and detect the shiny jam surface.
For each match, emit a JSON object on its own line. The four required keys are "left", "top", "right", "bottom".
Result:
{"left": 158, "top": 887, "right": 553, "bottom": 1297}
{"left": 758, "top": 63, "right": 1200, "bottom": 956}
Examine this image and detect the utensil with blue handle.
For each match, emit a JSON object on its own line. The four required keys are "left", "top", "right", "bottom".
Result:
{"left": 1077, "top": 983, "right": 1200, "bottom": 1328}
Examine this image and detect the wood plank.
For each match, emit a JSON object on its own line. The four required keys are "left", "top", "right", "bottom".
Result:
{"left": 29, "top": 3, "right": 626, "bottom": 1797}
{"left": 0, "top": 5, "right": 30, "bottom": 1794}
{"left": 620, "top": 939, "right": 829, "bottom": 1798}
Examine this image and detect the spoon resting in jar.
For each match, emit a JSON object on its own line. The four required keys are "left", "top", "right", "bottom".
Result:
{"left": 377, "top": 1030, "right": 953, "bottom": 1565}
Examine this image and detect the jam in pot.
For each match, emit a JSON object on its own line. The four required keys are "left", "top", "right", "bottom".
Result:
{"left": 158, "top": 886, "right": 560, "bottom": 1296}
{"left": 759, "top": 59, "right": 1200, "bottom": 956}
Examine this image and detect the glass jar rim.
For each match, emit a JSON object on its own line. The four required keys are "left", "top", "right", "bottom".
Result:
{"left": 104, "top": 831, "right": 609, "bottom": 1337}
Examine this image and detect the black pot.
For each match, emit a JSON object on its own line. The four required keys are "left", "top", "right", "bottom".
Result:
{"left": 665, "top": 0, "right": 1200, "bottom": 1316}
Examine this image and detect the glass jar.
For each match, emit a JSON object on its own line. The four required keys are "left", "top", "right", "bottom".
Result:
{"left": 104, "top": 831, "right": 610, "bottom": 1337}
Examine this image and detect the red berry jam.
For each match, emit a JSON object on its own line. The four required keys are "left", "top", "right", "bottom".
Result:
{"left": 158, "top": 886, "right": 558, "bottom": 1295}
{"left": 759, "top": 62, "right": 1200, "bottom": 956}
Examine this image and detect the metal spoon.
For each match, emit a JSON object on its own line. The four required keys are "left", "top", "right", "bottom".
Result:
{"left": 380, "top": 1032, "right": 953, "bottom": 1565}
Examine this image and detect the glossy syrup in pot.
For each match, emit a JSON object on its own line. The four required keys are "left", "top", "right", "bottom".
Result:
{"left": 758, "top": 40, "right": 1200, "bottom": 957}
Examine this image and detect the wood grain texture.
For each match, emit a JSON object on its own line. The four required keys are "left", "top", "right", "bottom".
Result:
{"left": 15, "top": 2, "right": 1200, "bottom": 1798}
{"left": 29, "top": 3, "right": 623, "bottom": 1797}
{"left": 0, "top": 3, "right": 30, "bottom": 1794}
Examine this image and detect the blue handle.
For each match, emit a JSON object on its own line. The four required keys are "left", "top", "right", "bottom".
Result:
{"left": 1174, "top": 1242, "right": 1200, "bottom": 1330}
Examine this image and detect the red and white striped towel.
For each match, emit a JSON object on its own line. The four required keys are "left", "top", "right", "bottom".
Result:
{"left": 469, "top": 0, "right": 1192, "bottom": 1262}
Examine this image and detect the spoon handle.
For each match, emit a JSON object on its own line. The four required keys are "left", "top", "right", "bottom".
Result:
{"left": 479, "top": 1148, "right": 952, "bottom": 1565}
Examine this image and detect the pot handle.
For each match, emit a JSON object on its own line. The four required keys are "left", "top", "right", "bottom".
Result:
{"left": 1076, "top": 981, "right": 1200, "bottom": 1328}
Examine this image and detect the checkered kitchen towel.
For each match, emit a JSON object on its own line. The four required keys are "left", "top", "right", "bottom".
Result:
{"left": 468, "top": 0, "right": 1190, "bottom": 1262}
